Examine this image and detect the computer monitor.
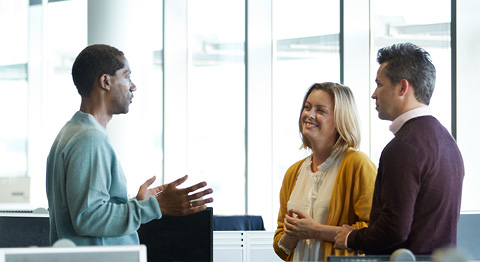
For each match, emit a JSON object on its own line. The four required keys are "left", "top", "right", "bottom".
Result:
{"left": 138, "top": 207, "right": 213, "bottom": 262}
{"left": 458, "top": 212, "right": 480, "bottom": 260}
{"left": 0, "top": 245, "right": 147, "bottom": 262}
{"left": 327, "top": 254, "right": 432, "bottom": 262}
{"left": 0, "top": 213, "right": 50, "bottom": 247}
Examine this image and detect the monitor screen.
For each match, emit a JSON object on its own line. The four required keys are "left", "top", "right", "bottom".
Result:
{"left": 0, "top": 214, "right": 50, "bottom": 247}
{"left": 327, "top": 255, "right": 432, "bottom": 262}
{"left": 0, "top": 245, "right": 147, "bottom": 262}
{"left": 138, "top": 207, "right": 213, "bottom": 262}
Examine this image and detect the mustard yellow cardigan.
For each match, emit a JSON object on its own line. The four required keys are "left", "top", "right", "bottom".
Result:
{"left": 273, "top": 148, "right": 377, "bottom": 261}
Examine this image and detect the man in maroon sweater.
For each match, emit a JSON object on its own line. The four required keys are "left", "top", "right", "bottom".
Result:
{"left": 334, "top": 43, "right": 464, "bottom": 255}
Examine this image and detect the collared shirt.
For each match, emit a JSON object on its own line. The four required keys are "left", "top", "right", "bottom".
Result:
{"left": 389, "top": 106, "right": 432, "bottom": 135}
{"left": 288, "top": 149, "right": 345, "bottom": 261}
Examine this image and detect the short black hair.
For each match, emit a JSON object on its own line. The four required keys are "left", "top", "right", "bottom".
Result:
{"left": 377, "top": 43, "right": 436, "bottom": 105}
{"left": 71, "top": 44, "right": 125, "bottom": 97}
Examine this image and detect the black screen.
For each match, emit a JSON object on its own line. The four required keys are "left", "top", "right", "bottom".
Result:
{"left": 0, "top": 215, "right": 50, "bottom": 247}
{"left": 137, "top": 207, "right": 213, "bottom": 262}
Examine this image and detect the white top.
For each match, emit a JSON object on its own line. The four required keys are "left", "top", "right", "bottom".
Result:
{"left": 287, "top": 150, "right": 345, "bottom": 261}
{"left": 389, "top": 106, "right": 432, "bottom": 135}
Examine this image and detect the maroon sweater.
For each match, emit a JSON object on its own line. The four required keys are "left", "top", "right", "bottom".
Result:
{"left": 348, "top": 116, "right": 464, "bottom": 255}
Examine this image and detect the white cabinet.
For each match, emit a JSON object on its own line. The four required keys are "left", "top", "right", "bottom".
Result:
{"left": 213, "top": 231, "right": 282, "bottom": 262}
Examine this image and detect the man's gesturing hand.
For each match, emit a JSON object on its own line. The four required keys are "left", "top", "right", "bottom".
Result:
{"left": 156, "top": 175, "right": 213, "bottom": 216}
{"left": 136, "top": 176, "right": 165, "bottom": 201}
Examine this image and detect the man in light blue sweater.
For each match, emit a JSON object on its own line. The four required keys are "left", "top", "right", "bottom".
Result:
{"left": 46, "top": 44, "right": 213, "bottom": 246}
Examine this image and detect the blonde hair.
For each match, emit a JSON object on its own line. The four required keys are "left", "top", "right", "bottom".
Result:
{"left": 299, "top": 82, "right": 361, "bottom": 157}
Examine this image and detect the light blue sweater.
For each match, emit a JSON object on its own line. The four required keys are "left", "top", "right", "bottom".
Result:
{"left": 46, "top": 111, "right": 162, "bottom": 246}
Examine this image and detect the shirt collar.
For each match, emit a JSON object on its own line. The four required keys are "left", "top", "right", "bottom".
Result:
{"left": 389, "top": 106, "right": 432, "bottom": 135}
{"left": 305, "top": 148, "right": 341, "bottom": 174}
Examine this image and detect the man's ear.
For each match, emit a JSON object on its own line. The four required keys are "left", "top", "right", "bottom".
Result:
{"left": 99, "top": 74, "right": 111, "bottom": 91}
{"left": 398, "top": 79, "right": 411, "bottom": 97}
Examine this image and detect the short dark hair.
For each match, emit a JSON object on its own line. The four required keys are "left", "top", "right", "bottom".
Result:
{"left": 377, "top": 43, "right": 436, "bottom": 105}
{"left": 71, "top": 44, "right": 125, "bottom": 97}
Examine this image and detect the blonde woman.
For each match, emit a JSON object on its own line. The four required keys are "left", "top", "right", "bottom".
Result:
{"left": 273, "top": 82, "right": 376, "bottom": 261}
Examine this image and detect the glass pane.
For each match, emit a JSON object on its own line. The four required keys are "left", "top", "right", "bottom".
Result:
{"left": 370, "top": 0, "right": 451, "bottom": 163}
{"left": 272, "top": 0, "right": 340, "bottom": 192}
{"left": 0, "top": 0, "right": 28, "bottom": 65}
{"left": 45, "top": 0, "right": 86, "bottom": 144}
{"left": 0, "top": 0, "right": 29, "bottom": 179}
{"left": 187, "top": 0, "right": 246, "bottom": 215}
{"left": 456, "top": 0, "right": 480, "bottom": 211}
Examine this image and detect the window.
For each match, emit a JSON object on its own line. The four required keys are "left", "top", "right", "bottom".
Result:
{"left": 456, "top": 0, "right": 480, "bottom": 211}
{"left": 271, "top": 0, "right": 340, "bottom": 226}
{"left": 185, "top": 0, "right": 246, "bottom": 215}
{"left": 0, "top": 1, "right": 28, "bottom": 179}
{"left": 370, "top": 0, "right": 452, "bottom": 164}
{"left": 0, "top": 0, "right": 29, "bottom": 204}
